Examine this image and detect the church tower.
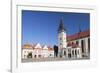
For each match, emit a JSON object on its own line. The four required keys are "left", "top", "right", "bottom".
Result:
{"left": 58, "top": 17, "right": 67, "bottom": 58}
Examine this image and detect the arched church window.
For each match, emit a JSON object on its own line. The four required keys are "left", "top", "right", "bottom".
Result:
{"left": 60, "top": 38, "right": 62, "bottom": 40}
{"left": 72, "top": 50, "right": 74, "bottom": 55}
{"left": 75, "top": 50, "right": 77, "bottom": 55}
{"left": 60, "top": 43, "right": 62, "bottom": 45}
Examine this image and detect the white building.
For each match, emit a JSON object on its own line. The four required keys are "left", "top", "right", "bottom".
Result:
{"left": 48, "top": 46, "right": 54, "bottom": 57}
{"left": 22, "top": 43, "right": 33, "bottom": 59}
{"left": 57, "top": 17, "right": 89, "bottom": 59}
{"left": 33, "top": 43, "right": 43, "bottom": 58}
{"left": 22, "top": 43, "right": 54, "bottom": 59}
{"left": 42, "top": 45, "right": 49, "bottom": 58}
{"left": 67, "top": 30, "right": 90, "bottom": 58}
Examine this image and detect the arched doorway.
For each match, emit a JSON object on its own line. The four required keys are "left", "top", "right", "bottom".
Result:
{"left": 68, "top": 53, "right": 71, "bottom": 58}
{"left": 34, "top": 55, "right": 36, "bottom": 58}
{"left": 64, "top": 51, "right": 66, "bottom": 56}
{"left": 75, "top": 50, "right": 77, "bottom": 57}
{"left": 27, "top": 52, "right": 32, "bottom": 58}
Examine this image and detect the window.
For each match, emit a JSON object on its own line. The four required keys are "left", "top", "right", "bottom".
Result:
{"left": 68, "top": 53, "right": 71, "bottom": 58}
{"left": 72, "top": 50, "right": 74, "bottom": 55}
{"left": 76, "top": 41, "right": 79, "bottom": 45}
{"left": 38, "top": 55, "right": 41, "bottom": 58}
{"left": 88, "top": 38, "right": 90, "bottom": 53}
{"left": 34, "top": 55, "right": 36, "bottom": 58}
{"left": 60, "top": 38, "right": 62, "bottom": 40}
{"left": 64, "top": 51, "right": 66, "bottom": 56}
{"left": 75, "top": 50, "right": 77, "bottom": 55}
{"left": 50, "top": 54, "right": 52, "bottom": 56}
{"left": 81, "top": 40, "right": 85, "bottom": 53}
{"left": 60, "top": 43, "right": 62, "bottom": 45}
{"left": 27, "top": 52, "right": 32, "bottom": 58}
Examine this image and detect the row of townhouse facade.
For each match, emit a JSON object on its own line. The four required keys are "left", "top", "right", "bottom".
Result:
{"left": 22, "top": 43, "right": 54, "bottom": 59}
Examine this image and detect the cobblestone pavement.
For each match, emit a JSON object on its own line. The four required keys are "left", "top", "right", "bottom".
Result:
{"left": 22, "top": 57, "right": 90, "bottom": 63}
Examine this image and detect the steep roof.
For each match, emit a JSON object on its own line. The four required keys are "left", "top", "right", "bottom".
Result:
{"left": 58, "top": 17, "right": 66, "bottom": 32}
{"left": 67, "top": 29, "right": 90, "bottom": 41}
{"left": 42, "top": 45, "right": 48, "bottom": 50}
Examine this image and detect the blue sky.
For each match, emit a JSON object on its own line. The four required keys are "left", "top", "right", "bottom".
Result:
{"left": 22, "top": 10, "right": 90, "bottom": 46}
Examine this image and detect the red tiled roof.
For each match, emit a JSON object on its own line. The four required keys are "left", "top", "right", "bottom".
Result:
{"left": 22, "top": 44, "right": 33, "bottom": 49}
{"left": 67, "top": 29, "right": 90, "bottom": 41}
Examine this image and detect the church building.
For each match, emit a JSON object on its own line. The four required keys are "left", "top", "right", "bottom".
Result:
{"left": 57, "top": 17, "right": 90, "bottom": 59}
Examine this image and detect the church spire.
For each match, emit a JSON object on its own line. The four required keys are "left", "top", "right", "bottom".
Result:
{"left": 58, "top": 17, "right": 66, "bottom": 32}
